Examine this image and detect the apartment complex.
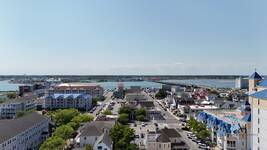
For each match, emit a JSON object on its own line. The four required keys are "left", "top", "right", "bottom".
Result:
{"left": 248, "top": 72, "right": 267, "bottom": 150}
{"left": 198, "top": 107, "right": 251, "bottom": 150}
{"left": 0, "top": 96, "right": 36, "bottom": 119}
{"left": 0, "top": 112, "right": 50, "bottom": 150}
{"left": 45, "top": 83, "right": 104, "bottom": 110}
{"left": 44, "top": 93, "right": 92, "bottom": 111}
{"left": 48, "top": 83, "right": 104, "bottom": 98}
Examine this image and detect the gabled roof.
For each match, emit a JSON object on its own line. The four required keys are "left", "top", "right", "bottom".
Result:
{"left": 95, "top": 132, "right": 112, "bottom": 149}
{"left": 156, "top": 134, "right": 171, "bottom": 143}
{"left": 250, "top": 89, "right": 267, "bottom": 100}
{"left": 249, "top": 72, "right": 262, "bottom": 80}
{"left": 80, "top": 121, "right": 115, "bottom": 137}
{"left": 161, "top": 128, "right": 181, "bottom": 138}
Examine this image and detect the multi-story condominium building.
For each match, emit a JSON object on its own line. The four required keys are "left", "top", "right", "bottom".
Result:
{"left": 48, "top": 83, "right": 104, "bottom": 98}
{"left": 0, "top": 112, "right": 50, "bottom": 150}
{"left": 198, "top": 103, "right": 251, "bottom": 150}
{"left": 248, "top": 71, "right": 267, "bottom": 150}
{"left": 44, "top": 93, "right": 92, "bottom": 111}
{"left": 0, "top": 96, "right": 36, "bottom": 119}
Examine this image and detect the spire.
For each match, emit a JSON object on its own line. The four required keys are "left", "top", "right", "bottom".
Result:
{"left": 249, "top": 70, "right": 262, "bottom": 80}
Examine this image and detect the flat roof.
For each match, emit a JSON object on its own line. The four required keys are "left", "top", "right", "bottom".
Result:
{"left": 204, "top": 109, "right": 246, "bottom": 125}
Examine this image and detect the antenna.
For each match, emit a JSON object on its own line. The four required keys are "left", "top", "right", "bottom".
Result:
{"left": 255, "top": 68, "right": 257, "bottom": 72}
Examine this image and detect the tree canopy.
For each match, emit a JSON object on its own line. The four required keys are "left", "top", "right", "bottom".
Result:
{"left": 53, "top": 125, "right": 75, "bottom": 140}
{"left": 102, "top": 109, "right": 113, "bottom": 115}
{"left": 40, "top": 136, "right": 65, "bottom": 150}
{"left": 110, "top": 123, "right": 137, "bottom": 150}
{"left": 155, "top": 89, "right": 167, "bottom": 99}
{"left": 6, "top": 92, "right": 17, "bottom": 99}
{"left": 53, "top": 109, "right": 80, "bottom": 126}
{"left": 118, "top": 113, "right": 129, "bottom": 125}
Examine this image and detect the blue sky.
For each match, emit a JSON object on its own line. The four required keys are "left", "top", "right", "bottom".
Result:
{"left": 0, "top": 0, "right": 266, "bottom": 75}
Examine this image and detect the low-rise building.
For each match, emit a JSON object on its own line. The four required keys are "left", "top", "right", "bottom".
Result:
{"left": 44, "top": 93, "right": 92, "bottom": 111}
{"left": 145, "top": 128, "right": 188, "bottom": 150}
{"left": 0, "top": 112, "right": 50, "bottom": 150}
{"left": 75, "top": 121, "right": 115, "bottom": 150}
{"left": 0, "top": 96, "right": 36, "bottom": 119}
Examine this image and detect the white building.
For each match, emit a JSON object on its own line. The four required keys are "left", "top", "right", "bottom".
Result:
{"left": 45, "top": 93, "right": 92, "bottom": 111}
{"left": 0, "top": 112, "right": 50, "bottom": 150}
{"left": 0, "top": 96, "right": 36, "bottom": 119}
{"left": 248, "top": 71, "right": 267, "bottom": 150}
{"left": 75, "top": 121, "right": 115, "bottom": 150}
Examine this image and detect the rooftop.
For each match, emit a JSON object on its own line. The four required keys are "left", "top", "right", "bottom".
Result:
{"left": 80, "top": 121, "right": 115, "bottom": 137}
{"left": 1, "top": 95, "right": 37, "bottom": 104}
{"left": 258, "top": 79, "right": 267, "bottom": 87}
{"left": 250, "top": 89, "right": 267, "bottom": 100}
{"left": 161, "top": 128, "right": 181, "bottom": 138}
{"left": 0, "top": 112, "right": 50, "bottom": 143}
{"left": 54, "top": 83, "right": 103, "bottom": 90}
{"left": 249, "top": 71, "right": 262, "bottom": 80}
{"left": 204, "top": 109, "right": 246, "bottom": 125}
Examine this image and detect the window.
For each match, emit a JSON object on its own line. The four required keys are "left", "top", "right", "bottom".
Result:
{"left": 258, "top": 109, "right": 260, "bottom": 115}
{"left": 258, "top": 118, "right": 260, "bottom": 124}
{"left": 258, "top": 99, "right": 260, "bottom": 105}
{"left": 258, "top": 128, "right": 260, "bottom": 134}
{"left": 258, "top": 137, "right": 260, "bottom": 143}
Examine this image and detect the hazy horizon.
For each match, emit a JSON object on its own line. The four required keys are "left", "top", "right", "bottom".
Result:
{"left": 0, "top": 0, "right": 266, "bottom": 75}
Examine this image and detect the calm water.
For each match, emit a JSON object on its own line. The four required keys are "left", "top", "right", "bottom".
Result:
{"left": 0, "top": 79, "right": 235, "bottom": 91}
{"left": 0, "top": 80, "right": 22, "bottom": 91}
{"left": 94, "top": 81, "right": 163, "bottom": 90}
{"left": 163, "top": 79, "right": 235, "bottom": 89}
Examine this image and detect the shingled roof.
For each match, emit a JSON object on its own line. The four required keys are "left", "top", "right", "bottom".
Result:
{"left": 80, "top": 121, "right": 115, "bottom": 137}
{"left": 0, "top": 112, "right": 50, "bottom": 143}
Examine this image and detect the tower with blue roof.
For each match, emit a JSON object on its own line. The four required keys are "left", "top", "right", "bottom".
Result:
{"left": 249, "top": 70, "right": 263, "bottom": 92}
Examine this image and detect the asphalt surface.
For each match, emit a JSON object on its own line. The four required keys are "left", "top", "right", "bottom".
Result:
{"left": 145, "top": 93, "right": 201, "bottom": 150}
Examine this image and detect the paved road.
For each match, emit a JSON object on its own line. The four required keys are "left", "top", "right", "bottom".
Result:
{"left": 145, "top": 93, "right": 201, "bottom": 150}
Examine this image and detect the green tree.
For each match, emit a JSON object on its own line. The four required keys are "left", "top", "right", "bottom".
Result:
{"left": 53, "top": 109, "right": 80, "bottom": 126}
{"left": 53, "top": 125, "right": 75, "bottom": 140}
{"left": 118, "top": 113, "right": 129, "bottom": 125}
{"left": 135, "top": 108, "right": 146, "bottom": 116}
{"left": 136, "top": 115, "right": 146, "bottom": 121}
{"left": 7, "top": 92, "right": 17, "bottom": 99}
{"left": 40, "top": 136, "right": 65, "bottom": 150}
{"left": 155, "top": 89, "right": 167, "bottom": 99}
{"left": 119, "top": 106, "right": 131, "bottom": 114}
{"left": 125, "top": 144, "right": 138, "bottom": 150}
{"left": 85, "top": 144, "right": 93, "bottom": 150}
{"left": 71, "top": 114, "right": 94, "bottom": 125}
{"left": 103, "top": 109, "right": 113, "bottom": 115}
{"left": 67, "top": 122, "right": 79, "bottom": 130}
{"left": 110, "top": 123, "right": 136, "bottom": 150}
